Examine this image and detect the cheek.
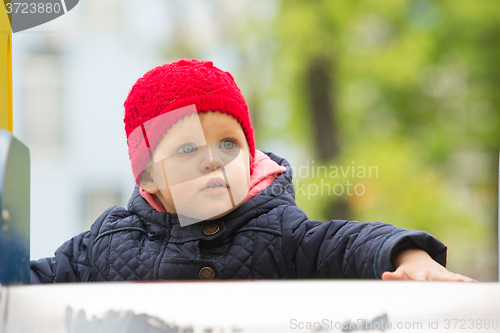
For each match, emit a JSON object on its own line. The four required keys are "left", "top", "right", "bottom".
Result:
{"left": 151, "top": 162, "right": 168, "bottom": 190}
{"left": 224, "top": 151, "right": 251, "bottom": 204}
{"left": 162, "top": 180, "right": 195, "bottom": 199}
{"left": 151, "top": 163, "right": 190, "bottom": 210}
{"left": 158, "top": 188, "right": 174, "bottom": 206}
{"left": 163, "top": 157, "right": 204, "bottom": 185}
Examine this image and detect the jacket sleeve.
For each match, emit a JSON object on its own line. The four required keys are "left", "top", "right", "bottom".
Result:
{"left": 30, "top": 230, "right": 92, "bottom": 283}
{"left": 281, "top": 206, "right": 447, "bottom": 279}
{"left": 30, "top": 208, "right": 113, "bottom": 284}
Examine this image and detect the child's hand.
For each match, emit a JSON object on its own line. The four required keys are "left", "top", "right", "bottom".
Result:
{"left": 381, "top": 247, "right": 477, "bottom": 282}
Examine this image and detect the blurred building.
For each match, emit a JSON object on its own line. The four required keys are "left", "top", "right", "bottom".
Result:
{"left": 13, "top": 1, "right": 156, "bottom": 260}
{"left": 13, "top": 0, "right": 279, "bottom": 260}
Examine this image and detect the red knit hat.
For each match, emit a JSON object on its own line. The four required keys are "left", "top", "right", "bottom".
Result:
{"left": 124, "top": 59, "right": 255, "bottom": 184}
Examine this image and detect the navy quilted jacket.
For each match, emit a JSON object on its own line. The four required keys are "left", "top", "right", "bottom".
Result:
{"left": 30, "top": 152, "right": 446, "bottom": 283}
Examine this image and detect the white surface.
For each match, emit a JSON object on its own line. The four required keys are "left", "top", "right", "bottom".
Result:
{"left": 3, "top": 281, "right": 500, "bottom": 333}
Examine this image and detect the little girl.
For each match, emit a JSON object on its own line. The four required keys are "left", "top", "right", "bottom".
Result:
{"left": 30, "top": 59, "right": 475, "bottom": 283}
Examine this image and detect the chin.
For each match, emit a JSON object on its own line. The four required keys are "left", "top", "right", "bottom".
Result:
{"left": 172, "top": 188, "right": 248, "bottom": 221}
{"left": 203, "top": 204, "right": 236, "bottom": 220}
{"left": 205, "top": 210, "right": 233, "bottom": 220}
{"left": 178, "top": 203, "right": 234, "bottom": 221}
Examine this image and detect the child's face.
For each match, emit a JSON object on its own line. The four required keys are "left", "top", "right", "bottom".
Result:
{"left": 141, "top": 111, "right": 251, "bottom": 226}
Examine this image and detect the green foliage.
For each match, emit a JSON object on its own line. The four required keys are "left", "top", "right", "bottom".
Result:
{"left": 258, "top": 0, "right": 500, "bottom": 280}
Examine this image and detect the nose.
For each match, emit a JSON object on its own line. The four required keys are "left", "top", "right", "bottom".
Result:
{"left": 199, "top": 147, "right": 224, "bottom": 173}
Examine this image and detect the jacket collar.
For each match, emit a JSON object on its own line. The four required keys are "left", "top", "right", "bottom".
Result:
{"left": 127, "top": 151, "right": 296, "bottom": 242}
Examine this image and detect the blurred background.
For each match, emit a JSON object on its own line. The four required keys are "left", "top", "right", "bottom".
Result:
{"left": 13, "top": 0, "right": 499, "bottom": 281}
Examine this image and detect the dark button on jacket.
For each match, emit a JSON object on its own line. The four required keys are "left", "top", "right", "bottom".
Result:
{"left": 30, "top": 151, "right": 447, "bottom": 283}
{"left": 204, "top": 224, "right": 219, "bottom": 236}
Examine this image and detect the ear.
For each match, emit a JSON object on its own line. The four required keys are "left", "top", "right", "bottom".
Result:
{"left": 139, "top": 166, "right": 160, "bottom": 194}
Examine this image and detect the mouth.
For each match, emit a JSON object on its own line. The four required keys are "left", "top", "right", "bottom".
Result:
{"left": 201, "top": 177, "right": 228, "bottom": 191}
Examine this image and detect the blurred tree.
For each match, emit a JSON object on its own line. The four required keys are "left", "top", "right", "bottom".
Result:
{"left": 306, "top": 56, "right": 350, "bottom": 218}
{"left": 157, "top": 0, "right": 499, "bottom": 280}
{"left": 259, "top": 0, "right": 500, "bottom": 280}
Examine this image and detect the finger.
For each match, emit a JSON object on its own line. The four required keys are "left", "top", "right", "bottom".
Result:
{"left": 384, "top": 269, "right": 431, "bottom": 281}
{"left": 460, "top": 274, "right": 478, "bottom": 282}
{"left": 449, "top": 273, "right": 477, "bottom": 282}
{"left": 407, "top": 272, "right": 428, "bottom": 281}
{"left": 382, "top": 270, "right": 406, "bottom": 280}
{"left": 428, "top": 271, "right": 477, "bottom": 282}
{"left": 458, "top": 275, "right": 478, "bottom": 282}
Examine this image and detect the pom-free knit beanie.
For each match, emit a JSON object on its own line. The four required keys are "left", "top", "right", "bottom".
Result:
{"left": 124, "top": 59, "right": 255, "bottom": 184}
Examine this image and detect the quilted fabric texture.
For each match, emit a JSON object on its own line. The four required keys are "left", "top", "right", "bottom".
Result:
{"left": 30, "top": 152, "right": 447, "bottom": 283}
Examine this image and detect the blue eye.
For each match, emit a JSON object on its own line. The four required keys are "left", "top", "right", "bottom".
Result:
{"left": 220, "top": 140, "right": 236, "bottom": 150}
{"left": 177, "top": 143, "right": 197, "bottom": 154}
